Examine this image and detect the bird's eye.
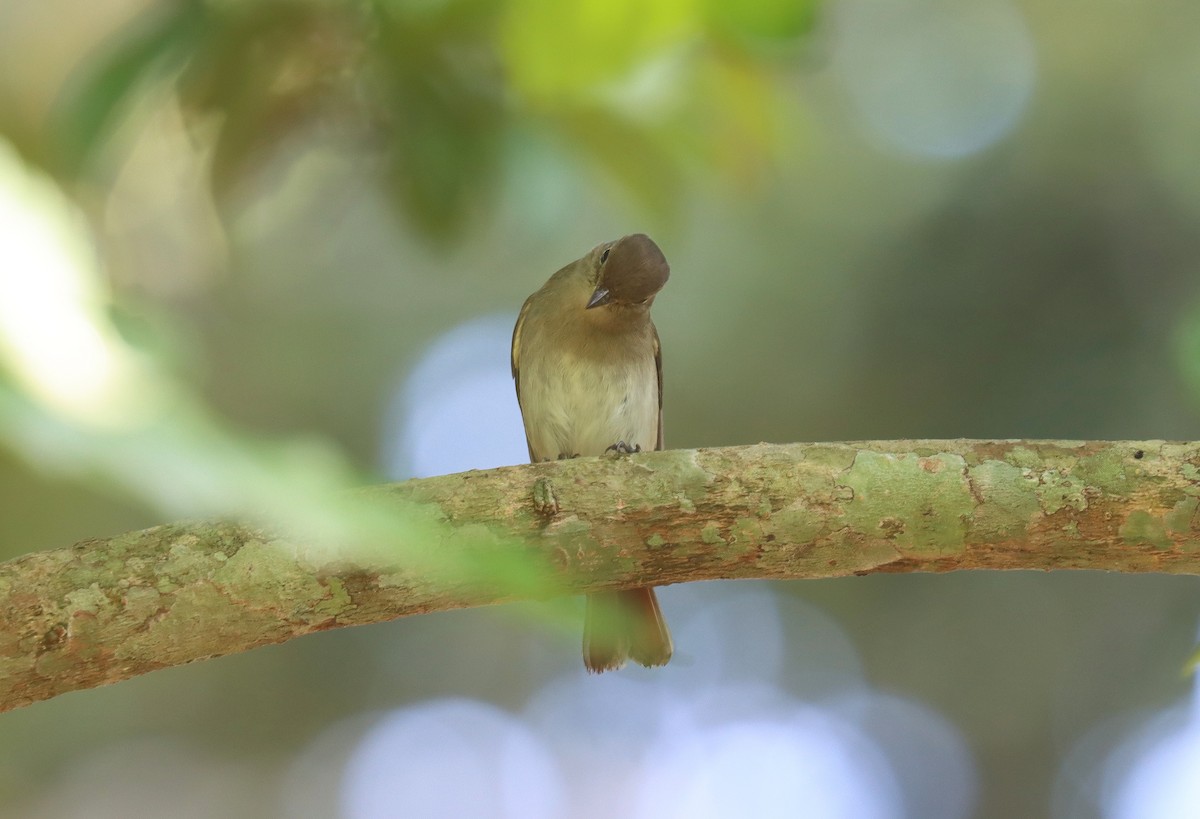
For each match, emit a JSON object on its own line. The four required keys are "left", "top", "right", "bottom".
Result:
{"left": 600, "top": 248, "right": 610, "bottom": 263}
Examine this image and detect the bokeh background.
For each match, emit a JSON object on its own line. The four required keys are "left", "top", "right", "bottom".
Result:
{"left": 3, "top": 0, "right": 1200, "bottom": 816}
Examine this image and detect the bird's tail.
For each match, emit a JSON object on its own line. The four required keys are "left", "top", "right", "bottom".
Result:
{"left": 583, "top": 587, "right": 673, "bottom": 673}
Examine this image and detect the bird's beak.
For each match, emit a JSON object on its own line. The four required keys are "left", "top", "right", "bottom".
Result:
{"left": 586, "top": 286, "right": 613, "bottom": 309}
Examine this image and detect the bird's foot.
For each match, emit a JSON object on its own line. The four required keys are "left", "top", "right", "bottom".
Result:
{"left": 604, "top": 441, "right": 641, "bottom": 457}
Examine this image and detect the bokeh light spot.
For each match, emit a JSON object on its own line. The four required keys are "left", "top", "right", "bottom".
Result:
{"left": 0, "top": 139, "right": 164, "bottom": 426}
{"left": 382, "top": 313, "right": 527, "bottom": 479}
{"left": 635, "top": 709, "right": 903, "bottom": 819}
{"left": 833, "top": 0, "right": 1036, "bottom": 159}
{"left": 1107, "top": 719, "right": 1200, "bottom": 819}
{"left": 341, "top": 699, "right": 565, "bottom": 819}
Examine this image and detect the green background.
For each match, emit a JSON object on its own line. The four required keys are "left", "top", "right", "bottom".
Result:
{"left": 2, "top": 0, "right": 1200, "bottom": 816}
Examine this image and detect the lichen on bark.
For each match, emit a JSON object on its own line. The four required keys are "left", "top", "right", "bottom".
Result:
{"left": 2, "top": 439, "right": 1199, "bottom": 713}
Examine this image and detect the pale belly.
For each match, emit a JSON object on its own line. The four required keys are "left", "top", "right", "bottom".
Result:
{"left": 520, "top": 351, "right": 659, "bottom": 461}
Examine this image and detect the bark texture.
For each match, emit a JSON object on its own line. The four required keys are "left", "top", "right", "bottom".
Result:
{"left": 3, "top": 439, "right": 1199, "bottom": 712}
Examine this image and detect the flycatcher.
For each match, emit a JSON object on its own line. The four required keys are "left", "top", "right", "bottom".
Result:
{"left": 511, "top": 233, "right": 674, "bottom": 672}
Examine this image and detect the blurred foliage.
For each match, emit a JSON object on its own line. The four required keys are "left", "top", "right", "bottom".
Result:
{"left": 0, "top": 0, "right": 818, "bottom": 560}
{"left": 42, "top": 0, "right": 816, "bottom": 241}
{"left": 1175, "top": 302, "right": 1200, "bottom": 407}
{"left": 4, "top": 0, "right": 1200, "bottom": 816}
{"left": 0, "top": 0, "right": 817, "bottom": 547}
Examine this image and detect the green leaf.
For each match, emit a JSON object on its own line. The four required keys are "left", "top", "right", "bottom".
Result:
{"left": 703, "top": 0, "right": 819, "bottom": 50}
{"left": 51, "top": 2, "right": 204, "bottom": 178}
{"left": 500, "top": 0, "right": 696, "bottom": 100}
{"left": 1184, "top": 643, "right": 1200, "bottom": 677}
{"left": 372, "top": 0, "right": 506, "bottom": 240}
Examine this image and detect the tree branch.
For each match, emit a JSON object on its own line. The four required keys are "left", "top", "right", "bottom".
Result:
{"left": 3, "top": 440, "right": 1198, "bottom": 712}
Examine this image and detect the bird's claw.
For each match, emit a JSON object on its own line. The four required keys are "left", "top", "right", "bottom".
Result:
{"left": 604, "top": 441, "right": 640, "bottom": 457}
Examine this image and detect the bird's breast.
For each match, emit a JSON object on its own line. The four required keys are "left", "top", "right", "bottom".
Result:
{"left": 520, "top": 340, "right": 658, "bottom": 461}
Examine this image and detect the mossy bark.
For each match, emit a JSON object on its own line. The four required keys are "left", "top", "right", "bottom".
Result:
{"left": 2, "top": 440, "right": 1198, "bottom": 712}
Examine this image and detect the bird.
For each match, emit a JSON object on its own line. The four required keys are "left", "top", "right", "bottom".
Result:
{"left": 511, "top": 233, "right": 674, "bottom": 672}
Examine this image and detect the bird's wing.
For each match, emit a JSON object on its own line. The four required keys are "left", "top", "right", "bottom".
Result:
{"left": 654, "top": 322, "right": 664, "bottom": 452}
{"left": 511, "top": 296, "right": 539, "bottom": 462}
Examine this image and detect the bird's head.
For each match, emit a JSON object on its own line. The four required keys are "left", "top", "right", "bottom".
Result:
{"left": 585, "top": 234, "right": 670, "bottom": 310}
